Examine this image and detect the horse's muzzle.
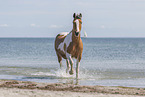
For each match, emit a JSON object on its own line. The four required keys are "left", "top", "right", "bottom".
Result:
{"left": 75, "top": 31, "right": 79, "bottom": 36}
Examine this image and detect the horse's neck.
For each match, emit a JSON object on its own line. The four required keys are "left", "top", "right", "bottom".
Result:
{"left": 71, "top": 30, "right": 81, "bottom": 44}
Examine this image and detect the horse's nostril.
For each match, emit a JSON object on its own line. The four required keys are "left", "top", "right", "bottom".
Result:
{"left": 75, "top": 32, "right": 79, "bottom": 36}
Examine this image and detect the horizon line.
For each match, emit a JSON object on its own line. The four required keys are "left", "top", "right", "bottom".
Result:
{"left": 0, "top": 37, "right": 145, "bottom": 38}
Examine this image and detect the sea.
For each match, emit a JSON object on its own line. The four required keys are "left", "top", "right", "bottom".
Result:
{"left": 0, "top": 38, "right": 145, "bottom": 88}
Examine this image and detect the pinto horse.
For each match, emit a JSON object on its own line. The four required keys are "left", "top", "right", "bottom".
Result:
{"left": 55, "top": 13, "right": 83, "bottom": 79}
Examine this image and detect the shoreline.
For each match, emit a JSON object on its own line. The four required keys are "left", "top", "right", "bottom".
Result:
{"left": 0, "top": 79, "right": 145, "bottom": 97}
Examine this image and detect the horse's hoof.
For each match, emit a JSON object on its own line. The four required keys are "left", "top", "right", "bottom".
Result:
{"left": 69, "top": 70, "right": 74, "bottom": 75}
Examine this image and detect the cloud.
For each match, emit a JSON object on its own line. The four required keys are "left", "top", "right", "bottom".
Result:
{"left": 49, "top": 25, "right": 63, "bottom": 28}
{"left": 100, "top": 25, "right": 105, "bottom": 29}
{"left": 30, "top": 24, "right": 40, "bottom": 27}
{"left": 0, "top": 24, "right": 8, "bottom": 27}
{"left": 30, "top": 24, "right": 36, "bottom": 27}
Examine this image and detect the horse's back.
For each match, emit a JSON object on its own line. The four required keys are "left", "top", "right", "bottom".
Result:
{"left": 55, "top": 32, "right": 68, "bottom": 50}
{"left": 58, "top": 32, "right": 69, "bottom": 36}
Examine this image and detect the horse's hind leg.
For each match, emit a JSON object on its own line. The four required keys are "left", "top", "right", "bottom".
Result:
{"left": 56, "top": 53, "right": 62, "bottom": 68}
{"left": 66, "top": 59, "right": 70, "bottom": 73}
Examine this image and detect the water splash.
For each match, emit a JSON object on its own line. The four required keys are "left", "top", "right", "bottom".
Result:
{"left": 31, "top": 68, "right": 101, "bottom": 80}
{"left": 31, "top": 68, "right": 75, "bottom": 79}
{"left": 31, "top": 72, "right": 55, "bottom": 76}
{"left": 54, "top": 68, "right": 75, "bottom": 79}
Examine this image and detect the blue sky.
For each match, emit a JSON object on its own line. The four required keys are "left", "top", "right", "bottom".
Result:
{"left": 0, "top": 0, "right": 145, "bottom": 37}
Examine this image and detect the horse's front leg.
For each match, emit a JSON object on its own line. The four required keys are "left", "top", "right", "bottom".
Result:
{"left": 68, "top": 56, "right": 74, "bottom": 75}
{"left": 76, "top": 59, "right": 80, "bottom": 79}
{"left": 66, "top": 53, "right": 74, "bottom": 75}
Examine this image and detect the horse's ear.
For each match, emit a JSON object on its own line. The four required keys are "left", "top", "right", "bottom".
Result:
{"left": 79, "top": 13, "right": 82, "bottom": 18}
{"left": 73, "top": 13, "right": 76, "bottom": 18}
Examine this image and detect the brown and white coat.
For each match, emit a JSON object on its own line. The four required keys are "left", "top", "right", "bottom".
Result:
{"left": 55, "top": 13, "right": 83, "bottom": 79}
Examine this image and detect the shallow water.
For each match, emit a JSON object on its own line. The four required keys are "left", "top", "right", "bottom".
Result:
{"left": 0, "top": 38, "right": 145, "bottom": 87}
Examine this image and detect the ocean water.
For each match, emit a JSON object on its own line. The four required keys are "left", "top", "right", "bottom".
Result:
{"left": 0, "top": 38, "right": 145, "bottom": 87}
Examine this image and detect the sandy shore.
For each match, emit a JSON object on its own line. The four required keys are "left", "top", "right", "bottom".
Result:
{"left": 0, "top": 80, "right": 145, "bottom": 97}
{"left": 0, "top": 88, "right": 143, "bottom": 97}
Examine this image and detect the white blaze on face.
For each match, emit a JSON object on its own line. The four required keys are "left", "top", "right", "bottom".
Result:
{"left": 75, "top": 19, "right": 80, "bottom": 32}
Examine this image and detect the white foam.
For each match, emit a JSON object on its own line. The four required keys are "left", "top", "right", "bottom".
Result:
{"left": 31, "top": 72, "right": 55, "bottom": 76}
{"left": 31, "top": 68, "right": 75, "bottom": 79}
{"left": 54, "top": 68, "right": 75, "bottom": 78}
{"left": 31, "top": 68, "right": 99, "bottom": 80}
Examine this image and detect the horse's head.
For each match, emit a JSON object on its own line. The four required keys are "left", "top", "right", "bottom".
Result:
{"left": 73, "top": 13, "right": 82, "bottom": 37}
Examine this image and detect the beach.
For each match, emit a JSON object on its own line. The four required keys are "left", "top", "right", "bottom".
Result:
{"left": 1, "top": 38, "right": 145, "bottom": 87}
{"left": 0, "top": 38, "right": 145, "bottom": 97}
{"left": 0, "top": 80, "right": 145, "bottom": 97}
{"left": 0, "top": 88, "right": 143, "bottom": 97}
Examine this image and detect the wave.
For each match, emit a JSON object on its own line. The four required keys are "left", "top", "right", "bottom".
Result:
{"left": 30, "top": 68, "right": 100, "bottom": 80}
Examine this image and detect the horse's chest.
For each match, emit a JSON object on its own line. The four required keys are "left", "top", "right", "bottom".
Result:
{"left": 70, "top": 45, "right": 80, "bottom": 58}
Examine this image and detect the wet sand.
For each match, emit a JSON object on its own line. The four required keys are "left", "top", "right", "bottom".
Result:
{"left": 0, "top": 80, "right": 145, "bottom": 97}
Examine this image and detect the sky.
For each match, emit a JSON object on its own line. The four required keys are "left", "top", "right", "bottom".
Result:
{"left": 0, "top": 0, "right": 145, "bottom": 37}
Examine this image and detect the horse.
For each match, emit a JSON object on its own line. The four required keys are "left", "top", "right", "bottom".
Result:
{"left": 55, "top": 13, "right": 83, "bottom": 79}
